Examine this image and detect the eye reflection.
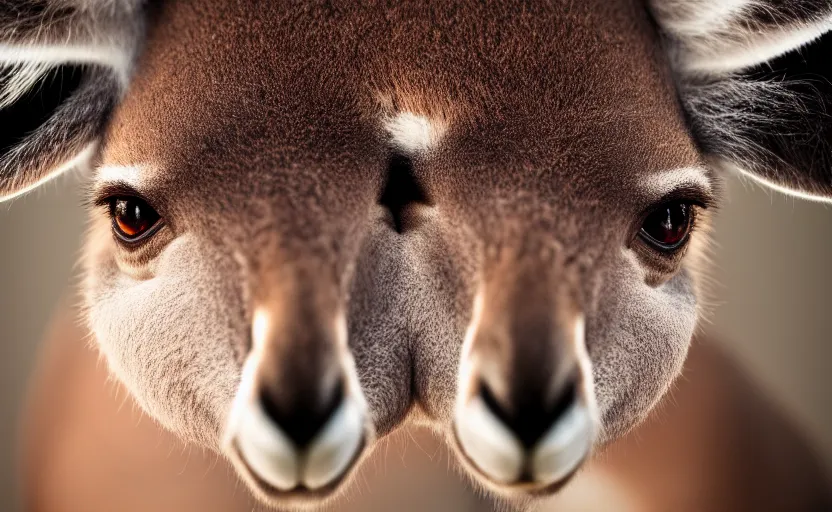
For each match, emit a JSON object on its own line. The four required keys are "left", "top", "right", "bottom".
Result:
{"left": 108, "top": 196, "right": 161, "bottom": 242}
{"left": 639, "top": 202, "right": 692, "bottom": 250}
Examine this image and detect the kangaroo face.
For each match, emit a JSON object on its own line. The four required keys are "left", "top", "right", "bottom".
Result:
{"left": 1, "top": 0, "right": 830, "bottom": 507}
{"left": 82, "top": 1, "right": 410, "bottom": 503}
{"left": 386, "top": 4, "right": 714, "bottom": 490}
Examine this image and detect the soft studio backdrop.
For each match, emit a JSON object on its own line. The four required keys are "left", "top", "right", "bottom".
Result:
{"left": 1, "top": 173, "right": 831, "bottom": 509}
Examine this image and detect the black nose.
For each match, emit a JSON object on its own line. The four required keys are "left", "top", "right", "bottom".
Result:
{"left": 258, "top": 377, "right": 345, "bottom": 448}
{"left": 478, "top": 377, "right": 578, "bottom": 449}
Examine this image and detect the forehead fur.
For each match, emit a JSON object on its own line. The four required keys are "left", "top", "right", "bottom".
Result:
{"left": 101, "top": 0, "right": 699, "bottom": 176}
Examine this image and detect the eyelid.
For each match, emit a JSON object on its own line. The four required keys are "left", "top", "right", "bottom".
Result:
{"left": 89, "top": 182, "right": 147, "bottom": 207}
{"left": 649, "top": 184, "right": 716, "bottom": 211}
{"left": 88, "top": 182, "right": 169, "bottom": 222}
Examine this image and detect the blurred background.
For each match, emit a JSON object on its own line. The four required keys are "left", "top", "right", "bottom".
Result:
{"left": 1, "top": 172, "right": 832, "bottom": 510}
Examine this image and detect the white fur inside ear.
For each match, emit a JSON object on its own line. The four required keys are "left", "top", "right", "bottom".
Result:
{"left": 0, "top": 61, "right": 52, "bottom": 109}
{"left": 384, "top": 112, "right": 446, "bottom": 155}
{"left": 729, "top": 16, "right": 832, "bottom": 72}
{"left": 651, "top": 0, "right": 832, "bottom": 74}
{"left": 652, "top": 0, "right": 756, "bottom": 37}
{"left": 0, "top": 44, "right": 132, "bottom": 95}
{"left": 687, "top": 16, "right": 832, "bottom": 75}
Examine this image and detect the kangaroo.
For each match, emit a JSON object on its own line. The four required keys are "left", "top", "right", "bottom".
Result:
{"left": 2, "top": 0, "right": 831, "bottom": 509}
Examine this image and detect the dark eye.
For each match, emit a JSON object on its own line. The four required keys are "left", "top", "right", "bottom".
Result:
{"left": 108, "top": 197, "right": 162, "bottom": 242}
{"left": 639, "top": 202, "right": 693, "bottom": 251}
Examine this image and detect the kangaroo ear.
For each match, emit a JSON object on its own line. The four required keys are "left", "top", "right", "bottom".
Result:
{"left": 0, "top": 1, "right": 143, "bottom": 201}
{"left": 651, "top": 1, "right": 832, "bottom": 201}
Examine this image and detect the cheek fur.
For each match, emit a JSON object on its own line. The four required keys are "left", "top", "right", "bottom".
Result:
{"left": 84, "top": 239, "right": 245, "bottom": 447}
{"left": 586, "top": 268, "right": 697, "bottom": 442}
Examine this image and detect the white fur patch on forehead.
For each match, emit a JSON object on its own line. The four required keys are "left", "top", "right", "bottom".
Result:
{"left": 642, "top": 166, "right": 713, "bottom": 199}
{"left": 384, "top": 112, "right": 446, "bottom": 155}
{"left": 96, "top": 164, "right": 144, "bottom": 188}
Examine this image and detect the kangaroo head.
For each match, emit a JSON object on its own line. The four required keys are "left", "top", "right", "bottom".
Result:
{"left": 1, "top": 0, "right": 830, "bottom": 507}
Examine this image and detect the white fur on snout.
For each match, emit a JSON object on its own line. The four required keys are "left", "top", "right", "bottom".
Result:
{"left": 530, "top": 402, "right": 594, "bottom": 484}
{"left": 236, "top": 398, "right": 299, "bottom": 491}
{"left": 303, "top": 397, "right": 364, "bottom": 489}
{"left": 455, "top": 395, "right": 524, "bottom": 484}
{"left": 231, "top": 382, "right": 366, "bottom": 491}
{"left": 227, "top": 311, "right": 367, "bottom": 492}
{"left": 454, "top": 305, "right": 599, "bottom": 487}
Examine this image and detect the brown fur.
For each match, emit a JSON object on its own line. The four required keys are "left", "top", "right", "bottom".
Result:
{"left": 2, "top": 0, "right": 831, "bottom": 507}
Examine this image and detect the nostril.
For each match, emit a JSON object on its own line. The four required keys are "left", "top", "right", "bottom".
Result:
{"left": 258, "top": 379, "right": 345, "bottom": 448}
{"left": 479, "top": 379, "right": 578, "bottom": 449}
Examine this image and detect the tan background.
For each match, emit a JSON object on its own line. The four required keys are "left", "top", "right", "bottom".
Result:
{"left": 1, "top": 172, "right": 831, "bottom": 510}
